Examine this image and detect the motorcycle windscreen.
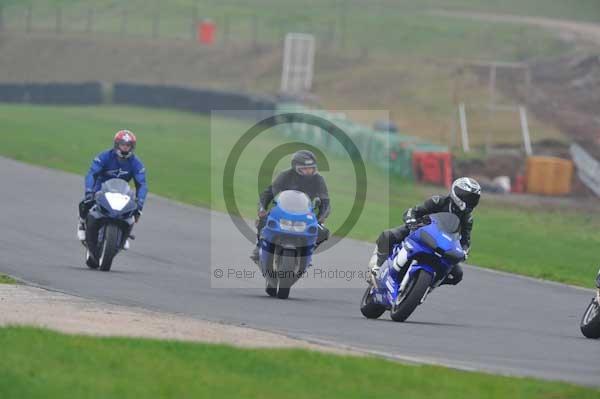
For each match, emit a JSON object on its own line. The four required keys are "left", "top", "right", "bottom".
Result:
{"left": 275, "top": 190, "right": 311, "bottom": 215}
{"left": 429, "top": 212, "right": 460, "bottom": 238}
{"left": 100, "top": 178, "right": 134, "bottom": 196}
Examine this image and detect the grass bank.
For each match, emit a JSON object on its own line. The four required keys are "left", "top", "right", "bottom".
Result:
{"left": 0, "top": 274, "right": 17, "bottom": 284}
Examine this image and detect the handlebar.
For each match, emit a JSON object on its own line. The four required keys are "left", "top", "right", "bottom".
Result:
{"left": 407, "top": 216, "right": 431, "bottom": 230}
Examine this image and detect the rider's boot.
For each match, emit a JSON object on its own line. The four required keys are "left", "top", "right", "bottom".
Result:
{"left": 388, "top": 246, "right": 410, "bottom": 281}
{"left": 77, "top": 218, "right": 86, "bottom": 241}
{"left": 250, "top": 244, "right": 260, "bottom": 264}
{"left": 368, "top": 246, "right": 382, "bottom": 284}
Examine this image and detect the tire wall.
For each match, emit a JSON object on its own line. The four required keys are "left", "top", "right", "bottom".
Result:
{"left": 0, "top": 81, "right": 276, "bottom": 121}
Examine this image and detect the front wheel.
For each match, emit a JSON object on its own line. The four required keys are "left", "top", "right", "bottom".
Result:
{"left": 580, "top": 296, "right": 600, "bottom": 339}
{"left": 360, "top": 286, "right": 386, "bottom": 319}
{"left": 390, "top": 270, "right": 433, "bottom": 322}
{"left": 276, "top": 248, "right": 297, "bottom": 299}
{"left": 85, "top": 250, "right": 98, "bottom": 269}
{"left": 99, "top": 224, "right": 121, "bottom": 271}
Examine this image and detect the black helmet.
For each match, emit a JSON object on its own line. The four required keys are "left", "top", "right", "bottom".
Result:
{"left": 291, "top": 150, "right": 318, "bottom": 176}
{"left": 450, "top": 177, "right": 481, "bottom": 211}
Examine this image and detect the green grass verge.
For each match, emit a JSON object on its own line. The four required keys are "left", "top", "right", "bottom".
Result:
{"left": 0, "top": 274, "right": 17, "bottom": 284}
{"left": 0, "top": 104, "right": 597, "bottom": 287}
{"left": 0, "top": 326, "right": 597, "bottom": 398}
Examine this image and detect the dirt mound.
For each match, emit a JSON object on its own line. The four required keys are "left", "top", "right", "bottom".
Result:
{"left": 0, "top": 32, "right": 283, "bottom": 92}
{"left": 488, "top": 52, "right": 600, "bottom": 159}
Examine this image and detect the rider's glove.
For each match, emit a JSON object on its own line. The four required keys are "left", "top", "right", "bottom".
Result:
{"left": 84, "top": 191, "right": 94, "bottom": 203}
{"left": 462, "top": 245, "right": 471, "bottom": 260}
{"left": 133, "top": 209, "right": 142, "bottom": 223}
{"left": 258, "top": 206, "right": 268, "bottom": 218}
{"left": 405, "top": 217, "right": 417, "bottom": 226}
{"left": 403, "top": 208, "right": 417, "bottom": 226}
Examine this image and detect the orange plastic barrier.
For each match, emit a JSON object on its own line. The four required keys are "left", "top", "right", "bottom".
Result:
{"left": 197, "top": 20, "right": 215, "bottom": 45}
{"left": 525, "top": 156, "right": 573, "bottom": 196}
{"left": 412, "top": 152, "right": 453, "bottom": 188}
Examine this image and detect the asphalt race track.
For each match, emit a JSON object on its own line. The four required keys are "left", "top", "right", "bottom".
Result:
{"left": 0, "top": 157, "right": 598, "bottom": 386}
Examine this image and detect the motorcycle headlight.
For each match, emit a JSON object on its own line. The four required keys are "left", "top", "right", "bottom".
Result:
{"left": 105, "top": 192, "right": 131, "bottom": 211}
{"left": 280, "top": 219, "right": 307, "bottom": 232}
{"left": 291, "top": 222, "right": 306, "bottom": 232}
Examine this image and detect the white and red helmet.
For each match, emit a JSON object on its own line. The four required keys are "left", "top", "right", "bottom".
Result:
{"left": 113, "top": 130, "right": 137, "bottom": 158}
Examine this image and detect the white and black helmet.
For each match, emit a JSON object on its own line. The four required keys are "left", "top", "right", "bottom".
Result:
{"left": 450, "top": 177, "right": 481, "bottom": 211}
{"left": 291, "top": 150, "right": 318, "bottom": 176}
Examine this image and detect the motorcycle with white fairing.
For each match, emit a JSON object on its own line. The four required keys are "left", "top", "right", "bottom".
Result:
{"left": 83, "top": 179, "right": 137, "bottom": 271}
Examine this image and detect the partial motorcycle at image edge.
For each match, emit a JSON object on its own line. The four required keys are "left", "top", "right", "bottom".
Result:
{"left": 361, "top": 212, "right": 466, "bottom": 322}
{"left": 580, "top": 269, "right": 600, "bottom": 339}
{"left": 258, "top": 190, "right": 319, "bottom": 299}
{"left": 83, "top": 179, "right": 138, "bottom": 271}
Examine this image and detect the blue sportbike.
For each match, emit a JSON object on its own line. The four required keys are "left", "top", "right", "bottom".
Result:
{"left": 258, "top": 190, "right": 319, "bottom": 299}
{"left": 84, "top": 179, "right": 138, "bottom": 271}
{"left": 361, "top": 212, "right": 466, "bottom": 322}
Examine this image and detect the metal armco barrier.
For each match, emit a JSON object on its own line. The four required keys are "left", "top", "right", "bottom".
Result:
{"left": 570, "top": 144, "right": 599, "bottom": 196}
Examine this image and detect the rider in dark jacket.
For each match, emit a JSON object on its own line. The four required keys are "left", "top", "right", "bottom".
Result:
{"left": 369, "top": 177, "right": 481, "bottom": 286}
{"left": 251, "top": 150, "right": 330, "bottom": 262}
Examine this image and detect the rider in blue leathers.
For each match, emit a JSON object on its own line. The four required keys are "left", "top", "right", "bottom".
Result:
{"left": 77, "top": 130, "right": 147, "bottom": 248}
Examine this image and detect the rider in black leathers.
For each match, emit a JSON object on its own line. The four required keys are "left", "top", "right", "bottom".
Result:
{"left": 251, "top": 150, "right": 330, "bottom": 262}
{"left": 369, "top": 177, "right": 481, "bottom": 286}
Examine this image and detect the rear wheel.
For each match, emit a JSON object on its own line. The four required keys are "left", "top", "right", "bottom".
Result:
{"left": 99, "top": 224, "right": 121, "bottom": 271}
{"left": 390, "top": 271, "right": 432, "bottom": 322}
{"left": 580, "top": 297, "right": 600, "bottom": 339}
{"left": 360, "top": 286, "right": 386, "bottom": 319}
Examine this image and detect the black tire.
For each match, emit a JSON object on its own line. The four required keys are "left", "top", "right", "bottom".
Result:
{"left": 390, "top": 270, "right": 432, "bottom": 322}
{"left": 85, "top": 250, "right": 98, "bottom": 269}
{"left": 277, "top": 287, "right": 290, "bottom": 299}
{"left": 360, "top": 286, "right": 386, "bottom": 319}
{"left": 265, "top": 277, "right": 277, "bottom": 297}
{"left": 277, "top": 249, "right": 297, "bottom": 299}
{"left": 99, "top": 224, "right": 120, "bottom": 272}
{"left": 580, "top": 297, "right": 600, "bottom": 339}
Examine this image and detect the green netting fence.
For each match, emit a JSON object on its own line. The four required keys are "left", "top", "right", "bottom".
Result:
{"left": 275, "top": 103, "right": 448, "bottom": 179}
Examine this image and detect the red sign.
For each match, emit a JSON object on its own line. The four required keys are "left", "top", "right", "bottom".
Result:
{"left": 197, "top": 20, "right": 215, "bottom": 45}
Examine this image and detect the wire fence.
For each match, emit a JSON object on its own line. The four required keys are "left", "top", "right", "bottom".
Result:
{"left": 0, "top": 2, "right": 361, "bottom": 53}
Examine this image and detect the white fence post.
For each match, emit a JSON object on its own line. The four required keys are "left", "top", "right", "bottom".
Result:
{"left": 458, "top": 103, "right": 470, "bottom": 153}
{"left": 519, "top": 106, "right": 533, "bottom": 156}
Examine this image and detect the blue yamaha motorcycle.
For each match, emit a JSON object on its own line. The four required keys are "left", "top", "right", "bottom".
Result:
{"left": 361, "top": 212, "right": 466, "bottom": 322}
{"left": 258, "top": 190, "right": 319, "bottom": 299}
{"left": 84, "top": 179, "right": 137, "bottom": 271}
